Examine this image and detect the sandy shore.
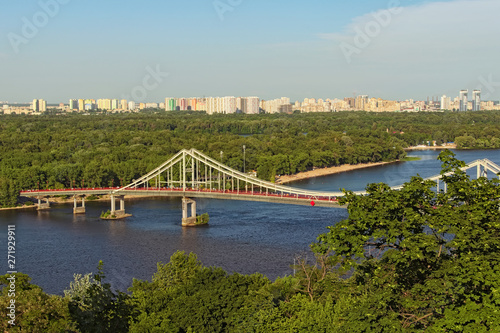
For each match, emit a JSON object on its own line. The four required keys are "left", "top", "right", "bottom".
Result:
{"left": 404, "top": 144, "right": 456, "bottom": 151}
{"left": 0, "top": 205, "right": 37, "bottom": 211}
{"left": 276, "top": 161, "right": 397, "bottom": 184}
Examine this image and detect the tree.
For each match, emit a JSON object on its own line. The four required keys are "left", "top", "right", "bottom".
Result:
{"left": 129, "top": 251, "right": 270, "bottom": 332}
{"left": 0, "top": 177, "right": 19, "bottom": 207}
{"left": 0, "top": 273, "right": 77, "bottom": 332}
{"left": 64, "top": 261, "right": 133, "bottom": 333}
{"left": 312, "top": 150, "right": 500, "bottom": 330}
{"left": 455, "top": 135, "right": 476, "bottom": 149}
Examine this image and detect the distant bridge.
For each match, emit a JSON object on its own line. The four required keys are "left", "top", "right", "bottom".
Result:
{"left": 20, "top": 149, "right": 500, "bottom": 225}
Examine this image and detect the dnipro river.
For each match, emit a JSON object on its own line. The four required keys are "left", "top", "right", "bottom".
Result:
{"left": 1, "top": 149, "right": 499, "bottom": 295}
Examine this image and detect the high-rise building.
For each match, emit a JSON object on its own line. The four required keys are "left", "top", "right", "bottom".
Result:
{"left": 121, "top": 99, "right": 128, "bottom": 110}
{"left": 236, "top": 97, "right": 242, "bottom": 113}
{"left": 70, "top": 99, "right": 78, "bottom": 110}
{"left": 459, "top": 90, "right": 468, "bottom": 111}
{"left": 355, "top": 95, "right": 369, "bottom": 110}
{"left": 279, "top": 104, "right": 293, "bottom": 113}
{"left": 196, "top": 98, "right": 207, "bottom": 112}
{"left": 187, "top": 98, "right": 197, "bottom": 111}
{"left": 78, "top": 99, "right": 85, "bottom": 111}
{"left": 97, "top": 99, "right": 112, "bottom": 110}
{"left": 472, "top": 90, "right": 481, "bottom": 111}
{"left": 440, "top": 95, "right": 451, "bottom": 110}
{"left": 84, "top": 99, "right": 94, "bottom": 111}
{"left": 165, "top": 98, "right": 177, "bottom": 111}
{"left": 223, "top": 96, "right": 236, "bottom": 114}
{"left": 242, "top": 97, "right": 259, "bottom": 114}
{"left": 206, "top": 97, "right": 224, "bottom": 115}
{"left": 39, "top": 99, "right": 46, "bottom": 112}
{"left": 344, "top": 97, "right": 355, "bottom": 109}
{"left": 281, "top": 97, "right": 290, "bottom": 106}
{"left": 178, "top": 98, "right": 188, "bottom": 111}
{"left": 32, "top": 99, "right": 46, "bottom": 112}
{"left": 260, "top": 97, "right": 290, "bottom": 114}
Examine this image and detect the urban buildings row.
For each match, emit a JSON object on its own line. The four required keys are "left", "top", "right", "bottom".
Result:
{"left": 2, "top": 90, "right": 499, "bottom": 115}
{"left": 165, "top": 97, "right": 260, "bottom": 115}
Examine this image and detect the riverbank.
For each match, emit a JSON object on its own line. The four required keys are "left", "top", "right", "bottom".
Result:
{"left": 0, "top": 205, "right": 37, "bottom": 211}
{"left": 276, "top": 161, "right": 397, "bottom": 184}
{"left": 404, "top": 144, "right": 456, "bottom": 151}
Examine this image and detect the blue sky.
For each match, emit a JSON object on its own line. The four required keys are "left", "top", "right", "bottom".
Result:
{"left": 1, "top": 0, "right": 499, "bottom": 103}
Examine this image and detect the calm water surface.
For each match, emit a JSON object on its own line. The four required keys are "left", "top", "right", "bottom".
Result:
{"left": 1, "top": 149, "right": 499, "bottom": 295}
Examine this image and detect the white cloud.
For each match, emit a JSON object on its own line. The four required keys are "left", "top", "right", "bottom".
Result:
{"left": 318, "top": 0, "right": 500, "bottom": 99}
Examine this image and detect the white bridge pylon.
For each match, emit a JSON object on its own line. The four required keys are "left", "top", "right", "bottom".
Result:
{"left": 19, "top": 151, "right": 500, "bottom": 214}
{"left": 114, "top": 148, "right": 348, "bottom": 202}
{"left": 391, "top": 158, "right": 500, "bottom": 192}
{"left": 115, "top": 150, "right": 500, "bottom": 200}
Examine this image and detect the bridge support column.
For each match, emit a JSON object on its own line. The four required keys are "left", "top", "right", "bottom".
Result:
{"left": 37, "top": 197, "right": 50, "bottom": 210}
{"left": 109, "top": 195, "right": 127, "bottom": 217}
{"left": 477, "top": 164, "right": 488, "bottom": 178}
{"left": 73, "top": 196, "right": 86, "bottom": 215}
{"left": 182, "top": 197, "right": 197, "bottom": 227}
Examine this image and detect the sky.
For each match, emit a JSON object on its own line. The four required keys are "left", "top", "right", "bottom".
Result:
{"left": 1, "top": 0, "right": 499, "bottom": 103}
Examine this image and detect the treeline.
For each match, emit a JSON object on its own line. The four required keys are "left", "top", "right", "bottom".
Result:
{"left": 1, "top": 153, "right": 498, "bottom": 331}
{"left": 1, "top": 111, "right": 500, "bottom": 207}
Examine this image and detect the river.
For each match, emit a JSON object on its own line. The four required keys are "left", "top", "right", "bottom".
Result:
{"left": 1, "top": 149, "right": 499, "bottom": 295}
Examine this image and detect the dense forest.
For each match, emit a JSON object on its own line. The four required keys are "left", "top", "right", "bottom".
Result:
{"left": 1, "top": 111, "right": 500, "bottom": 207}
{"left": 1, "top": 152, "right": 499, "bottom": 332}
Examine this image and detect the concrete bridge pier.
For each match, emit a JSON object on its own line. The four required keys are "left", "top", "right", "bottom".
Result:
{"left": 37, "top": 197, "right": 50, "bottom": 210}
{"left": 110, "top": 195, "right": 126, "bottom": 217}
{"left": 73, "top": 196, "right": 86, "bottom": 214}
{"left": 182, "top": 197, "right": 197, "bottom": 226}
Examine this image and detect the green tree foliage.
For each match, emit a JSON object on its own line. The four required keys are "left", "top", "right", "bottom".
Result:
{"left": 129, "top": 251, "right": 270, "bottom": 332}
{"left": 0, "top": 177, "right": 20, "bottom": 207}
{"left": 0, "top": 111, "right": 413, "bottom": 206}
{"left": 3, "top": 110, "right": 500, "bottom": 206}
{"left": 0, "top": 273, "right": 77, "bottom": 332}
{"left": 312, "top": 150, "right": 500, "bottom": 330}
{"left": 64, "top": 261, "right": 133, "bottom": 333}
{"left": 196, "top": 213, "right": 210, "bottom": 225}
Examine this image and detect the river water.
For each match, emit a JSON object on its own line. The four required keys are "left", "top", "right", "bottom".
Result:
{"left": 1, "top": 149, "right": 499, "bottom": 295}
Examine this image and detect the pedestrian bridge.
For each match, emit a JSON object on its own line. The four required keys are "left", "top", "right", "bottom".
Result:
{"left": 20, "top": 148, "right": 500, "bottom": 225}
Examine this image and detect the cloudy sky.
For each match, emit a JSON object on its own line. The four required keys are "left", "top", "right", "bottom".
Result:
{"left": 1, "top": 0, "right": 499, "bottom": 103}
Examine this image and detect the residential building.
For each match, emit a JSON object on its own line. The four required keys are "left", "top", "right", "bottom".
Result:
{"left": 440, "top": 95, "right": 451, "bottom": 110}
{"left": 459, "top": 90, "right": 468, "bottom": 111}
{"left": 472, "top": 90, "right": 481, "bottom": 111}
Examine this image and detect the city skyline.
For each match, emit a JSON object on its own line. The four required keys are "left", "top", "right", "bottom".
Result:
{"left": 3, "top": 87, "right": 495, "bottom": 106}
{"left": 5, "top": 88, "right": 500, "bottom": 115}
{"left": 1, "top": 0, "right": 499, "bottom": 102}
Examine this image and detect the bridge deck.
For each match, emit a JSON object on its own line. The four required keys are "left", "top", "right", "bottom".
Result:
{"left": 20, "top": 188, "right": 343, "bottom": 208}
